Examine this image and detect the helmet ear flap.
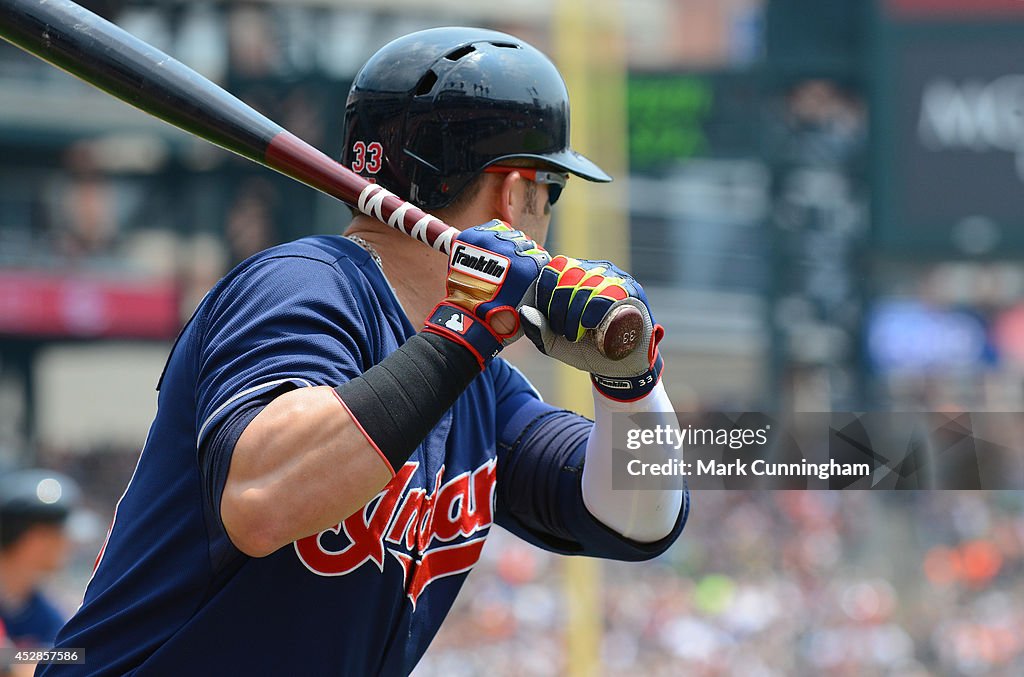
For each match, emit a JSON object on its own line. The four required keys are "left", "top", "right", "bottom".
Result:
{"left": 341, "top": 27, "right": 610, "bottom": 211}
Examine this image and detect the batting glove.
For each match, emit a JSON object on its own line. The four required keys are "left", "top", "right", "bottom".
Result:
{"left": 519, "top": 256, "right": 665, "bottom": 402}
{"left": 423, "top": 220, "right": 550, "bottom": 368}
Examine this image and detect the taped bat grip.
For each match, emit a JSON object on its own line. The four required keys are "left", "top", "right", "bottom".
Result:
{"left": 334, "top": 332, "right": 480, "bottom": 473}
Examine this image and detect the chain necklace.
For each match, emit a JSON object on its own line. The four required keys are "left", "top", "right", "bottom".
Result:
{"left": 345, "top": 233, "right": 411, "bottom": 319}
{"left": 345, "top": 234, "right": 383, "bottom": 269}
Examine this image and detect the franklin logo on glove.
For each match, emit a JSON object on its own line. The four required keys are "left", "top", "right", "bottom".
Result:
{"left": 450, "top": 243, "right": 508, "bottom": 283}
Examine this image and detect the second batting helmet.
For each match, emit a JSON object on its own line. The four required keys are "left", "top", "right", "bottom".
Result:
{"left": 341, "top": 26, "right": 611, "bottom": 211}
{"left": 0, "top": 468, "right": 80, "bottom": 549}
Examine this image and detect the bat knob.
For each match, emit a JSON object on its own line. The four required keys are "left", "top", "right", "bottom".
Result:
{"left": 595, "top": 305, "right": 644, "bottom": 361}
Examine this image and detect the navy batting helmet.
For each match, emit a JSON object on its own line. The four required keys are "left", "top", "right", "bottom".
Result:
{"left": 0, "top": 468, "right": 80, "bottom": 549}
{"left": 341, "top": 26, "right": 611, "bottom": 211}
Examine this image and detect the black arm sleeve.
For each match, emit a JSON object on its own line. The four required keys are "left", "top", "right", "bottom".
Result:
{"left": 336, "top": 331, "right": 480, "bottom": 473}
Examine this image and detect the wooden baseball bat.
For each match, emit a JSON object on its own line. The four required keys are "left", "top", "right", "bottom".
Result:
{"left": 0, "top": 0, "right": 642, "bottom": 359}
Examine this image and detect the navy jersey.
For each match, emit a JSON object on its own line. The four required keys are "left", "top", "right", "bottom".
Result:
{"left": 42, "top": 236, "right": 686, "bottom": 676}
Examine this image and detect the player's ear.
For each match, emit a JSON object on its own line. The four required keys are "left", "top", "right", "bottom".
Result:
{"left": 493, "top": 170, "right": 522, "bottom": 224}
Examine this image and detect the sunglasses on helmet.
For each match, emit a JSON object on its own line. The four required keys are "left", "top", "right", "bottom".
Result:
{"left": 483, "top": 165, "right": 569, "bottom": 205}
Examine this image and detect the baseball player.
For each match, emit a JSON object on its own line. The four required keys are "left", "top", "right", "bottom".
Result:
{"left": 42, "top": 27, "right": 688, "bottom": 675}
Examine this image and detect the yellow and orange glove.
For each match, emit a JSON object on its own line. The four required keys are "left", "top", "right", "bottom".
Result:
{"left": 519, "top": 255, "right": 665, "bottom": 401}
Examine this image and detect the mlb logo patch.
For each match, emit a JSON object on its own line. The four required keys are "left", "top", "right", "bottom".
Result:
{"left": 429, "top": 307, "right": 474, "bottom": 335}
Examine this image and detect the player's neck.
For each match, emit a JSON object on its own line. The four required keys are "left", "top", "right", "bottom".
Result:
{"left": 344, "top": 215, "right": 448, "bottom": 326}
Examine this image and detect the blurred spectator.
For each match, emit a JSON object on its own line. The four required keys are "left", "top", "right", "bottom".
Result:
{"left": 177, "top": 232, "right": 229, "bottom": 318}
{"left": 224, "top": 179, "right": 279, "bottom": 265}
{"left": 0, "top": 469, "right": 80, "bottom": 648}
{"left": 52, "top": 144, "right": 118, "bottom": 261}
{"left": 227, "top": 5, "right": 279, "bottom": 77}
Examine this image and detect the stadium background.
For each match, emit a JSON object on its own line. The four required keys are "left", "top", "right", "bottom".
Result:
{"left": 1, "top": 0, "right": 1022, "bottom": 673}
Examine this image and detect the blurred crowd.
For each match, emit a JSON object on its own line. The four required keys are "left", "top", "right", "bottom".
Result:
{"left": 416, "top": 492, "right": 1024, "bottom": 676}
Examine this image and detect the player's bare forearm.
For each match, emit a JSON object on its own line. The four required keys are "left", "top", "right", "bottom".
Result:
{"left": 222, "top": 385, "right": 392, "bottom": 557}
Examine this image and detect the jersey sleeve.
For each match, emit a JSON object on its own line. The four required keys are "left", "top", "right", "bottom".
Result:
{"left": 491, "top": 359, "right": 688, "bottom": 561}
{"left": 194, "top": 253, "right": 374, "bottom": 563}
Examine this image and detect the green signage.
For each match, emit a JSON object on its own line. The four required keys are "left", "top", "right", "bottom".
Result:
{"left": 627, "top": 73, "right": 757, "bottom": 171}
